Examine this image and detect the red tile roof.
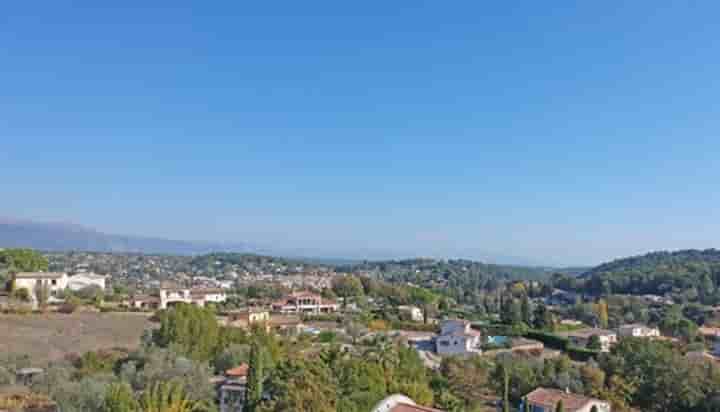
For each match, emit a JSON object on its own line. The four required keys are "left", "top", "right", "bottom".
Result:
{"left": 225, "top": 363, "right": 249, "bottom": 377}
{"left": 526, "top": 388, "right": 605, "bottom": 412}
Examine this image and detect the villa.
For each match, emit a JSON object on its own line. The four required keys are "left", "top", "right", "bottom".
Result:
{"left": 435, "top": 319, "right": 482, "bottom": 356}
{"left": 271, "top": 291, "right": 338, "bottom": 314}
{"left": 523, "top": 388, "right": 611, "bottom": 412}
{"left": 12, "top": 272, "right": 68, "bottom": 294}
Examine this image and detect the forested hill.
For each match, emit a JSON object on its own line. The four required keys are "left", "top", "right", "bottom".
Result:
{"left": 341, "top": 258, "right": 551, "bottom": 283}
{"left": 582, "top": 249, "right": 720, "bottom": 298}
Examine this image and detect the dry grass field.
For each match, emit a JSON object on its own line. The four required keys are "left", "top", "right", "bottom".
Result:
{"left": 0, "top": 312, "right": 153, "bottom": 365}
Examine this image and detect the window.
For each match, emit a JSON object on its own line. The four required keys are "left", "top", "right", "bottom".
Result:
{"left": 52, "top": 280, "right": 57, "bottom": 286}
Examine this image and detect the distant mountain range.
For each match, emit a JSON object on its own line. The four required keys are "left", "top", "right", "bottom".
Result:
{"left": 0, "top": 217, "right": 552, "bottom": 266}
{"left": 0, "top": 218, "right": 251, "bottom": 255}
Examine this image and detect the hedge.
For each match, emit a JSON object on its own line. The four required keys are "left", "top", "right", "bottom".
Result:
{"left": 566, "top": 345, "right": 600, "bottom": 362}
{"left": 524, "top": 330, "right": 569, "bottom": 350}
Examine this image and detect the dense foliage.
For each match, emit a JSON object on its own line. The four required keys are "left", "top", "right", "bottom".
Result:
{"left": 583, "top": 249, "right": 720, "bottom": 302}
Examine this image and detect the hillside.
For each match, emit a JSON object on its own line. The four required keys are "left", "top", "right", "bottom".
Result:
{"left": 0, "top": 219, "right": 250, "bottom": 255}
{"left": 582, "top": 249, "right": 720, "bottom": 298}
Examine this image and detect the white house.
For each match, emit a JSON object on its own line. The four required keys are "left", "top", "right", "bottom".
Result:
{"left": 398, "top": 305, "right": 424, "bottom": 322}
{"left": 371, "top": 394, "right": 444, "bottom": 412}
{"left": 524, "top": 388, "right": 610, "bottom": 412}
{"left": 67, "top": 272, "right": 107, "bottom": 291}
{"left": 618, "top": 324, "right": 660, "bottom": 339}
{"left": 159, "top": 288, "right": 227, "bottom": 309}
{"left": 12, "top": 272, "right": 69, "bottom": 295}
{"left": 435, "top": 320, "right": 481, "bottom": 356}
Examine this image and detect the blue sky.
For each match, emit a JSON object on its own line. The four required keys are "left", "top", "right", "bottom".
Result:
{"left": 2, "top": 2, "right": 720, "bottom": 265}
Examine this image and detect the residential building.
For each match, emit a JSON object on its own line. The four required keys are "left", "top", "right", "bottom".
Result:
{"left": 398, "top": 305, "right": 424, "bottom": 322}
{"left": 435, "top": 319, "right": 482, "bottom": 356}
{"left": 159, "top": 288, "right": 227, "bottom": 309}
{"left": 546, "top": 289, "right": 579, "bottom": 306}
{"left": 617, "top": 324, "right": 660, "bottom": 338}
{"left": 218, "top": 364, "right": 248, "bottom": 412}
{"left": 271, "top": 291, "right": 338, "bottom": 314}
{"left": 124, "top": 294, "right": 160, "bottom": 310}
{"left": 67, "top": 272, "right": 107, "bottom": 291}
{"left": 226, "top": 310, "right": 271, "bottom": 330}
{"left": 12, "top": 272, "right": 68, "bottom": 295}
{"left": 558, "top": 328, "right": 617, "bottom": 352}
{"left": 523, "top": 388, "right": 611, "bottom": 412}
{"left": 371, "top": 394, "right": 445, "bottom": 412}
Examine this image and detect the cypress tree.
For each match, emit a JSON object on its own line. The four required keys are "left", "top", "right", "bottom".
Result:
{"left": 521, "top": 294, "right": 531, "bottom": 325}
{"left": 244, "top": 341, "right": 265, "bottom": 412}
{"left": 502, "top": 366, "right": 510, "bottom": 412}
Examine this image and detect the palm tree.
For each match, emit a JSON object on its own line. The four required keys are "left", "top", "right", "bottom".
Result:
{"left": 139, "top": 381, "right": 207, "bottom": 412}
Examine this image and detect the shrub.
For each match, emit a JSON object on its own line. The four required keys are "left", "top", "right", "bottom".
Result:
{"left": 58, "top": 296, "right": 82, "bottom": 314}
{"left": 566, "top": 345, "right": 599, "bottom": 362}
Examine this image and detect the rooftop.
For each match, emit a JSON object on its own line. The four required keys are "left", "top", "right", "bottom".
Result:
{"left": 225, "top": 364, "right": 249, "bottom": 377}
{"left": 526, "top": 388, "right": 605, "bottom": 412}
{"left": 558, "top": 328, "right": 616, "bottom": 339}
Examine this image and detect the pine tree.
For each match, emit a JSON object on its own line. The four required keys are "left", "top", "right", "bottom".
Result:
{"left": 244, "top": 341, "right": 265, "bottom": 412}
{"left": 555, "top": 399, "right": 564, "bottom": 412}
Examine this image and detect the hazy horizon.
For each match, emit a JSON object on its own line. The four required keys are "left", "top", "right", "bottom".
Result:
{"left": 3, "top": 3, "right": 720, "bottom": 266}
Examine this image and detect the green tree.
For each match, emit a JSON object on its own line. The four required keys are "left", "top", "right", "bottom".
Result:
{"left": 11, "top": 287, "right": 30, "bottom": 302}
{"left": 257, "top": 358, "right": 336, "bottom": 412}
{"left": 556, "top": 399, "right": 564, "bottom": 412}
{"left": 408, "top": 286, "right": 437, "bottom": 324}
{"left": 521, "top": 295, "right": 532, "bottom": 325}
{"left": 331, "top": 276, "right": 364, "bottom": 309}
{"left": 0, "top": 248, "right": 49, "bottom": 274}
{"left": 244, "top": 342, "right": 266, "bottom": 412}
{"left": 533, "top": 303, "right": 554, "bottom": 330}
{"left": 502, "top": 364, "right": 510, "bottom": 412}
{"left": 586, "top": 335, "right": 602, "bottom": 351}
{"left": 436, "top": 390, "right": 463, "bottom": 412}
{"left": 139, "top": 380, "right": 207, "bottom": 412}
{"left": 590, "top": 406, "right": 599, "bottom": 412}
{"left": 153, "top": 304, "right": 220, "bottom": 361}
{"left": 595, "top": 299, "right": 609, "bottom": 329}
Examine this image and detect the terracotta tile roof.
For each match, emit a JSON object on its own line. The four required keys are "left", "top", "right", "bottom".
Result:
{"left": 225, "top": 363, "right": 249, "bottom": 377}
{"left": 526, "top": 388, "right": 604, "bottom": 412}
{"left": 390, "top": 402, "right": 444, "bottom": 412}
